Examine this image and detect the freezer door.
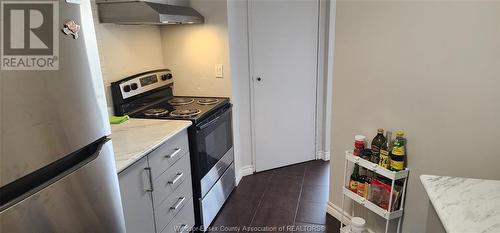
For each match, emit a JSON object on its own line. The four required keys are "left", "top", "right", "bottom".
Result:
{"left": 0, "top": 139, "right": 126, "bottom": 233}
{"left": 0, "top": 1, "right": 111, "bottom": 187}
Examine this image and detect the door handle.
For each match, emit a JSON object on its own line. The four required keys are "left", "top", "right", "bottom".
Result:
{"left": 144, "top": 167, "right": 154, "bottom": 192}
{"left": 196, "top": 106, "right": 230, "bottom": 131}
{"left": 165, "top": 148, "right": 181, "bottom": 159}
{"left": 170, "top": 197, "right": 186, "bottom": 210}
{"left": 168, "top": 172, "right": 184, "bottom": 185}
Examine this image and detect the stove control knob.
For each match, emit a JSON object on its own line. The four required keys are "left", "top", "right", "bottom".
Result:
{"left": 131, "top": 83, "right": 138, "bottom": 90}
{"left": 162, "top": 73, "right": 173, "bottom": 81}
{"left": 123, "top": 85, "right": 131, "bottom": 92}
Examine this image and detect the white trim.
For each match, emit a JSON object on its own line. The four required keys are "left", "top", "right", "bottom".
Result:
{"left": 236, "top": 165, "right": 254, "bottom": 185}
{"left": 324, "top": 151, "right": 331, "bottom": 161}
{"left": 315, "top": 0, "right": 328, "bottom": 161}
{"left": 247, "top": 0, "right": 257, "bottom": 173}
{"left": 323, "top": 151, "right": 331, "bottom": 161}
{"left": 324, "top": 0, "right": 336, "bottom": 160}
{"left": 316, "top": 150, "right": 331, "bottom": 161}
{"left": 316, "top": 151, "right": 322, "bottom": 160}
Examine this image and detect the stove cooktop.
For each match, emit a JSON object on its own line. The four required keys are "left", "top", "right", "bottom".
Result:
{"left": 129, "top": 96, "right": 230, "bottom": 123}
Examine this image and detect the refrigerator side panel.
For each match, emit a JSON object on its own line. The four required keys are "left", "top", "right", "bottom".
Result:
{"left": 0, "top": 140, "right": 125, "bottom": 233}
{"left": 0, "top": 1, "right": 110, "bottom": 187}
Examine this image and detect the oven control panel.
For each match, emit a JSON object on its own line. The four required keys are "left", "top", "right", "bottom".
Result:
{"left": 119, "top": 70, "right": 173, "bottom": 99}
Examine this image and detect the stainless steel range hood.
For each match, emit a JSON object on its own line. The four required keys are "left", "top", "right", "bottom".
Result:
{"left": 96, "top": 0, "right": 204, "bottom": 25}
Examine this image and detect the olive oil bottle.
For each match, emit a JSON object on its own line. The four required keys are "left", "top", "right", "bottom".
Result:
{"left": 390, "top": 131, "right": 406, "bottom": 171}
{"left": 370, "top": 129, "right": 386, "bottom": 164}
{"left": 379, "top": 131, "right": 392, "bottom": 169}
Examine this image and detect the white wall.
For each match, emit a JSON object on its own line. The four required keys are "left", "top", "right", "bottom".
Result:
{"left": 93, "top": 0, "right": 248, "bottom": 175}
{"left": 91, "top": 2, "right": 165, "bottom": 111}
{"left": 159, "top": 0, "right": 254, "bottom": 180}
{"left": 160, "top": 0, "right": 231, "bottom": 97}
{"left": 329, "top": 1, "right": 500, "bottom": 232}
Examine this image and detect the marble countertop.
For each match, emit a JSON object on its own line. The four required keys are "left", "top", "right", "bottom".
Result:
{"left": 110, "top": 119, "right": 191, "bottom": 173}
{"left": 420, "top": 175, "right": 500, "bottom": 233}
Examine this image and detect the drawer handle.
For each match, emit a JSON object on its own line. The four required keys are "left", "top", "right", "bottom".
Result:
{"left": 144, "top": 167, "right": 154, "bottom": 192}
{"left": 177, "top": 224, "right": 190, "bottom": 233}
{"left": 170, "top": 197, "right": 186, "bottom": 210}
{"left": 165, "top": 148, "right": 182, "bottom": 159}
{"left": 168, "top": 172, "right": 184, "bottom": 185}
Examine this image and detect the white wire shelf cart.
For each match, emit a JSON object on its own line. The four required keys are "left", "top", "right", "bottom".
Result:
{"left": 340, "top": 151, "right": 409, "bottom": 233}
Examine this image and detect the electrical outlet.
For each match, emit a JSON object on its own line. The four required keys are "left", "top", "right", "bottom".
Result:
{"left": 215, "top": 64, "right": 223, "bottom": 78}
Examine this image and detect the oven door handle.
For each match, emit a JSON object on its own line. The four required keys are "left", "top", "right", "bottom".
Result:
{"left": 196, "top": 108, "right": 229, "bottom": 131}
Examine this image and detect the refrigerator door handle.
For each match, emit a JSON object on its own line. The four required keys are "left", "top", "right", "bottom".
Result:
{"left": 144, "top": 167, "right": 154, "bottom": 192}
{"left": 0, "top": 137, "right": 127, "bottom": 232}
{"left": 1, "top": 137, "right": 111, "bottom": 210}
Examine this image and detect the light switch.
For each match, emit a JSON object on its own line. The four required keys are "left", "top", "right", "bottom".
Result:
{"left": 215, "top": 64, "right": 223, "bottom": 78}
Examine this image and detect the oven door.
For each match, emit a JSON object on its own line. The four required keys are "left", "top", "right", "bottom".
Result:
{"left": 195, "top": 105, "right": 234, "bottom": 197}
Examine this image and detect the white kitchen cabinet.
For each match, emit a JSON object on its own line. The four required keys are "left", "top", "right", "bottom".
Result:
{"left": 118, "top": 129, "right": 195, "bottom": 233}
{"left": 118, "top": 156, "right": 156, "bottom": 233}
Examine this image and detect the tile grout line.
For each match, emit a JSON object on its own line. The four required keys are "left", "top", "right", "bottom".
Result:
{"left": 292, "top": 167, "right": 307, "bottom": 225}
{"left": 248, "top": 171, "right": 275, "bottom": 227}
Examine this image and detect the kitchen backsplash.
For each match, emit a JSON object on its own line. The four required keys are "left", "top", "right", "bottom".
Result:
{"left": 91, "top": 0, "right": 231, "bottom": 115}
{"left": 91, "top": 2, "right": 166, "bottom": 113}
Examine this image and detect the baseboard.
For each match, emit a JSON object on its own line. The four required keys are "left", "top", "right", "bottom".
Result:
{"left": 323, "top": 151, "right": 331, "bottom": 161}
{"left": 317, "top": 151, "right": 331, "bottom": 161}
{"left": 235, "top": 165, "right": 254, "bottom": 185}
{"left": 327, "top": 201, "right": 377, "bottom": 233}
{"left": 327, "top": 201, "right": 351, "bottom": 225}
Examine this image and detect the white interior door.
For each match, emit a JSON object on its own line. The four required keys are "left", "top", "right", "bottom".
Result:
{"left": 250, "top": 0, "right": 319, "bottom": 172}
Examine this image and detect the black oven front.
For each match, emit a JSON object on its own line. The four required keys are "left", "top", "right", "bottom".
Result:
{"left": 187, "top": 103, "right": 235, "bottom": 231}
{"left": 189, "top": 103, "right": 233, "bottom": 192}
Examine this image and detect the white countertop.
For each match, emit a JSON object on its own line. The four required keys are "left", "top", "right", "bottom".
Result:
{"left": 110, "top": 119, "right": 191, "bottom": 173}
{"left": 420, "top": 175, "right": 500, "bottom": 233}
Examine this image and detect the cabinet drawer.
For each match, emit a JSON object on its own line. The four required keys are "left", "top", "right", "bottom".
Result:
{"left": 155, "top": 177, "right": 193, "bottom": 232}
{"left": 149, "top": 130, "right": 189, "bottom": 179}
{"left": 160, "top": 198, "right": 195, "bottom": 233}
{"left": 153, "top": 153, "right": 191, "bottom": 206}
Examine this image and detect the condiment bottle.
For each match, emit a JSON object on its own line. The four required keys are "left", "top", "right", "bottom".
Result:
{"left": 390, "top": 131, "right": 406, "bottom": 171}
{"left": 379, "top": 131, "right": 392, "bottom": 169}
{"left": 353, "top": 135, "right": 366, "bottom": 156}
{"left": 365, "top": 173, "right": 373, "bottom": 200}
{"left": 370, "top": 128, "right": 386, "bottom": 164}
{"left": 349, "top": 164, "right": 360, "bottom": 192}
{"left": 357, "top": 175, "right": 367, "bottom": 197}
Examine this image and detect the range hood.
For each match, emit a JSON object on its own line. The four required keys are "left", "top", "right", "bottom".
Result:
{"left": 96, "top": 0, "right": 204, "bottom": 25}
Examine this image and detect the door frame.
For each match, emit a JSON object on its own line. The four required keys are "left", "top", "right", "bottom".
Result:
{"left": 247, "top": 0, "right": 331, "bottom": 172}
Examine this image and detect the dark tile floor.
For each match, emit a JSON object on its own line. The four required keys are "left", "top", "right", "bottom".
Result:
{"left": 208, "top": 160, "right": 341, "bottom": 233}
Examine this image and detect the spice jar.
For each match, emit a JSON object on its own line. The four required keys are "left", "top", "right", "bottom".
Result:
{"left": 353, "top": 135, "right": 366, "bottom": 156}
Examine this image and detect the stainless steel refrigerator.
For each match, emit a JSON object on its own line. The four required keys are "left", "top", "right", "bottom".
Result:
{"left": 0, "top": 1, "right": 125, "bottom": 232}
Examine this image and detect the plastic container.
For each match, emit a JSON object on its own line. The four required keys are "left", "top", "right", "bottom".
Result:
{"left": 350, "top": 217, "right": 366, "bottom": 233}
